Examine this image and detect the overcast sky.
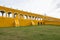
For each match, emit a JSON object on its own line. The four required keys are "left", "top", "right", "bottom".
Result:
{"left": 0, "top": 0, "right": 60, "bottom": 18}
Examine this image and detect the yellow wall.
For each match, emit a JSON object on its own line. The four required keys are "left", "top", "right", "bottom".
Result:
{"left": 0, "top": 17, "right": 15, "bottom": 27}
{"left": 44, "top": 20, "right": 60, "bottom": 25}
{"left": 0, "top": 17, "right": 40, "bottom": 27}
{"left": 0, "top": 6, "right": 60, "bottom": 27}
{"left": 0, "top": 16, "right": 60, "bottom": 27}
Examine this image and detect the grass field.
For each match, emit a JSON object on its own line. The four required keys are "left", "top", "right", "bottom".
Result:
{"left": 0, "top": 25, "right": 60, "bottom": 40}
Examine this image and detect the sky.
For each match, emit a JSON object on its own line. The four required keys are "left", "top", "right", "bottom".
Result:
{"left": 0, "top": 0, "right": 60, "bottom": 18}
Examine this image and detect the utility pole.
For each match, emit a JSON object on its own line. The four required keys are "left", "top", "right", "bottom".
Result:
{"left": 44, "top": 13, "right": 46, "bottom": 20}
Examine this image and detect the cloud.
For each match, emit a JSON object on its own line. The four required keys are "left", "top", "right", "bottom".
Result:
{"left": 47, "top": 0, "right": 60, "bottom": 18}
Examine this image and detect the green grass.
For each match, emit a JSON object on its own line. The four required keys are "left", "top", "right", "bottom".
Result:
{"left": 0, "top": 25, "right": 60, "bottom": 40}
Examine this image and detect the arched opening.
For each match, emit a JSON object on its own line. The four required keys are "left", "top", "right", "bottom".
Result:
{"left": 37, "top": 17, "right": 41, "bottom": 20}
{"left": 8, "top": 12, "right": 12, "bottom": 17}
{"left": 14, "top": 13, "right": 18, "bottom": 18}
{"left": 20, "top": 14, "right": 23, "bottom": 19}
{"left": 31, "top": 16, "right": 33, "bottom": 20}
{"left": 35, "top": 17, "right": 38, "bottom": 20}
{"left": 33, "top": 17, "right": 36, "bottom": 20}
{"left": 41, "top": 18, "right": 43, "bottom": 21}
{"left": 28, "top": 16, "right": 30, "bottom": 19}
{"left": 0, "top": 11, "right": 5, "bottom": 17}
{"left": 29, "top": 16, "right": 31, "bottom": 19}
{"left": 38, "top": 18, "right": 41, "bottom": 20}
{"left": 23, "top": 15, "right": 27, "bottom": 19}
{"left": 3, "top": 12, "right": 6, "bottom": 17}
{"left": 0, "top": 12, "right": 2, "bottom": 16}
{"left": 32, "top": 16, "right": 34, "bottom": 20}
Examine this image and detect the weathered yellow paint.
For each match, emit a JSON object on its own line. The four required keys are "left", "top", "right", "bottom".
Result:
{"left": 0, "top": 6, "right": 60, "bottom": 27}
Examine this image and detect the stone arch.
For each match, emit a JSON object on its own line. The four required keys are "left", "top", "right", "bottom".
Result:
{"left": 23, "top": 15, "right": 28, "bottom": 19}
{"left": 34, "top": 17, "right": 35, "bottom": 20}
{"left": 30, "top": 16, "right": 33, "bottom": 20}
{"left": 38, "top": 17, "right": 41, "bottom": 20}
{"left": 20, "top": 14, "right": 23, "bottom": 17}
{"left": 14, "top": 13, "right": 18, "bottom": 18}
{"left": 0, "top": 10, "right": 5, "bottom": 17}
{"left": 35, "top": 17, "right": 38, "bottom": 20}
{"left": 7, "top": 12, "right": 12, "bottom": 17}
{"left": 3, "top": 12, "right": 6, "bottom": 17}
{"left": 37, "top": 17, "right": 38, "bottom": 20}
{"left": 41, "top": 18, "right": 43, "bottom": 21}
{"left": 32, "top": 16, "right": 34, "bottom": 20}
{"left": 20, "top": 14, "right": 23, "bottom": 16}
{"left": 28, "top": 16, "right": 31, "bottom": 19}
